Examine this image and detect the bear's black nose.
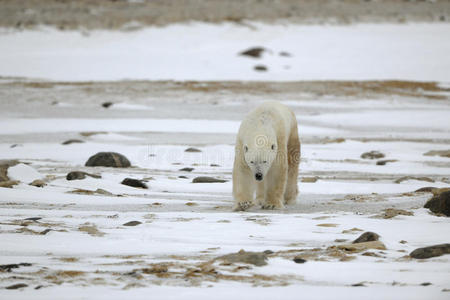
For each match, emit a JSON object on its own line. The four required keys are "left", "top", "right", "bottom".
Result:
{"left": 255, "top": 173, "right": 263, "bottom": 181}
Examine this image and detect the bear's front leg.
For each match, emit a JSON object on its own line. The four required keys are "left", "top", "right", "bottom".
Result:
{"left": 262, "top": 155, "right": 287, "bottom": 210}
{"left": 232, "top": 160, "right": 255, "bottom": 211}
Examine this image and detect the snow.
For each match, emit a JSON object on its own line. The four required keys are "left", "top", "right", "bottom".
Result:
{"left": 0, "top": 23, "right": 450, "bottom": 81}
{"left": 1, "top": 21, "right": 450, "bottom": 300}
{"left": 6, "top": 163, "right": 43, "bottom": 183}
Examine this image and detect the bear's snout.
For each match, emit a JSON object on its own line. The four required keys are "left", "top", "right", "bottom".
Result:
{"left": 255, "top": 172, "right": 263, "bottom": 181}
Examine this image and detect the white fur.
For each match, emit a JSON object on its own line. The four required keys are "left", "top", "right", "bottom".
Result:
{"left": 232, "top": 101, "right": 300, "bottom": 211}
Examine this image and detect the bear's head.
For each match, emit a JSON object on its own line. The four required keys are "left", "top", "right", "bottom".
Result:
{"left": 243, "top": 132, "right": 277, "bottom": 181}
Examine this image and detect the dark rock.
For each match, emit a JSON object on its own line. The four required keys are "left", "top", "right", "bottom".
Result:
{"left": 25, "top": 217, "right": 42, "bottom": 221}
{"left": 0, "top": 263, "right": 32, "bottom": 272}
{"left": 210, "top": 164, "right": 220, "bottom": 167}
{"left": 179, "top": 167, "right": 194, "bottom": 172}
{"left": 279, "top": 51, "right": 292, "bottom": 57}
{"left": 85, "top": 152, "right": 131, "bottom": 168}
{"left": 361, "top": 151, "right": 385, "bottom": 159}
{"left": 415, "top": 187, "right": 439, "bottom": 193}
{"left": 216, "top": 249, "right": 267, "bottom": 266}
{"left": 62, "top": 139, "right": 84, "bottom": 145}
{"left": 102, "top": 102, "right": 113, "bottom": 108}
{"left": 184, "top": 147, "right": 201, "bottom": 153}
{"left": 29, "top": 179, "right": 46, "bottom": 187}
{"left": 178, "top": 176, "right": 188, "bottom": 179}
{"left": 123, "top": 221, "right": 142, "bottom": 226}
{"left": 421, "top": 282, "right": 432, "bottom": 286}
{"left": 66, "top": 171, "right": 101, "bottom": 180}
{"left": 40, "top": 229, "right": 52, "bottom": 235}
{"left": 121, "top": 178, "right": 148, "bottom": 189}
{"left": 376, "top": 159, "right": 397, "bottom": 165}
{"left": 254, "top": 65, "right": 268, "bottom": 72}
{"left": 375, "top": 208, "right": 414, "bottom": 219}
{"left": 351, "top": 282, "right": 366, "bottom": 287}
{"left": 293, "top": 256, "right": 307, "bottom": 264}
{"left": 10, "top": 144, "right": 22, "bottom": 148}
{"left": 5, "top": 283, "right": 28, "bottom": 289}
{"left": 263, "top": 250, "right": 274, "bottom": 255}
{"left": 424, "top": 190, "right": 450, "bottom": 216}
{"left": 239, "top": 47, "right": 266, "bottom": 58}
{"left": 192, "top": 176, "right": 227, "bottom": 183}
{"left": 353, "top": 232, "right": 380, "bottom": 244}
{"left": 410, "top": 244, "right": 450, "bottom": 259}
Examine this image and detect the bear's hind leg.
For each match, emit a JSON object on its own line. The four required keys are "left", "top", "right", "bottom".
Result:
{"left": 284, "top": 128, "right": 300, "bottom": 205}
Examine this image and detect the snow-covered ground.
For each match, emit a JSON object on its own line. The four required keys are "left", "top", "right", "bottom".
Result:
{"left": 1, "top": 23, "right": 450, "bottom": 81}
{"left": 0, "top": 22, "right": 450, "bottom": 300}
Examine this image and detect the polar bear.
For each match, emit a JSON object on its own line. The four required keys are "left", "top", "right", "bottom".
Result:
{"left": 233, "top": 101, "right": 300, "bottom": 211}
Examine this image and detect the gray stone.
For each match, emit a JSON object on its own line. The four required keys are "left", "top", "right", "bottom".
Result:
{"left": 216, "top": 249, "right": 267, "bottom": 266}
{"left": 192, "top": 176, "right": 227, "bottom": 183}
{"left": 410, "top": 244, "right": 450, "bottom": 259}
{"left": 85, "top": 152, "right": 131, "bottom": 168}
{"left": 353, "top": 232, "right": 380, "bottom": 244}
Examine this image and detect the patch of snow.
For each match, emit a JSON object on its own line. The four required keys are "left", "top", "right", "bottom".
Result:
{"left": 0, "top": 23, "right": 449, "bottom": 81}
{"left": 6, "top": 163, "right": 43, "bottom": 183}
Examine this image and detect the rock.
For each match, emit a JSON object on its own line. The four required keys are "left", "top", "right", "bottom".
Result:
{"left": 254, "top": 65, "right": 268, "bottom": 72}
{"left": 95, "top": 188, "right": 114, "bottom": 196}
{"left": 184, "top": 147, "right": 201, "bottom": 153}
{"left": 415, "top": 187, "right": 439, "bottom": 193}
{"left": 293, "top": 256, "right": 307, "bottom": 264}
{"left": 7, "top": 163, "right": 43, "bottom": 184}
{"left": 375, "top": 208, "right": 414, "bottom": 219}
{"left": 179, "top": 167, "right": 194, "bottom": 172}
{"left": 78, "top": 225, "right": 105, "bottom": 237}
{"left": 123, "top": 221, "right": 142, "bottom": 226}
{"left": 424, "top": 150, "right": 450, "bottom": 158}
{"left": 336, "top": 241, "right": 387, "bottom": 252}
{"left": 0, "top": 159, "right": 19, "bottom": 181}
{"left": 85, "top": 152, "right": 131, "bottom": 168}
{"left": 239, "top": 47, "right": 266, "bottom": 58}
{"left": 421, "top": 282, "right": 432, "bottom": 286}
{"left": 62, "top": 139, "right": 84, "bottom": 145}
{"left": 361, "top": 151, "right": 385, "bottom": 159}
{"left": 178, "top": 175, "right": 188, "bottom": 179}
{"left": 192, "top": 176, "right": 227, "bottom": 183}
{"left": 279, "top": 51, "right": 292, "bottom": 57}
{"left": 301, "top": 177, "right": 318, "bottom": 183}
{"left": 395, "top": 176, "right": 434, "bottom": 184}
{"left": 102, "top": 102, "right": 113, "bottom": 108}
{"left": 66, "top": 171, "right": 101, "bottom": 180}
{"left": 424, "top": 190, "right": 450, "bottom": 216}
{"left": 0, "top": 263, "right": 32, "bottom": 272}
{"left": 25, "top": 217, "right": 42, "bottom": 221}
{"left": 216, "top": 249, "right": 267, "bottom": 266}
{"left": 29, "top": 179, "right": 46, "bottom": 187}
{"left": 5, "top": 283, "right": 28, "bottom": 290}
{"left": 376, "top": 159, "right": 397, "bottom": 165}
{"left": 121, "top": 178, "right": 148, "bottom": 189}
{"left": 410, "top": 244, "right": 450, "bottom": 259}
{"left": 0, "top": 180, "right": 20, "bottom": 188}
{"left": 353, "top": 232, "right": 380, "bottom": 244}
{"left": 210, "top": 164, "right": 220, "bottom": 167}
{"left": 351, "top": 282, "right": 366, "bottom": 287}
{"left": 40, "top": 229, "right": 52, "bottom": 235}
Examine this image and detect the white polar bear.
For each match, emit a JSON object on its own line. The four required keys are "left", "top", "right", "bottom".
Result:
{"left": 233, "top": 101, "right": 300, "bottom": 211}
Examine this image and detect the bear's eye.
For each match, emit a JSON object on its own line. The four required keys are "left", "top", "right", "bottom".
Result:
{"left": 271, "top": 144, "right": 275, "bottom": 150}
{"left": 244, "top": 146, "right": 248, "bottom": 152}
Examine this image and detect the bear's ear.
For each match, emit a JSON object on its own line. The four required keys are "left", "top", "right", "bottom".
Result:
{"left": 244, "top": 145, "right": 248, "bottom": 152}
{"left": 271, "top": 144, "right": 276, "bottom": 150}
